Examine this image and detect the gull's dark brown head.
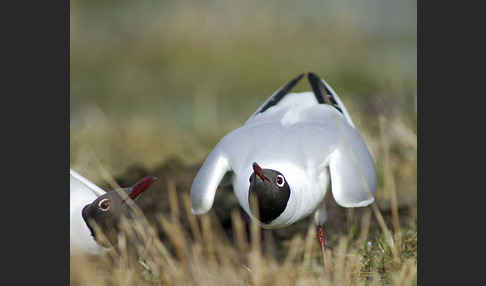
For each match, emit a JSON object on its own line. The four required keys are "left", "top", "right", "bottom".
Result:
{"left": 81, "top": 176, "right": 157, "bottom": 247}
{"left": 248, "top": 162, "right": 290, "bottom": 224}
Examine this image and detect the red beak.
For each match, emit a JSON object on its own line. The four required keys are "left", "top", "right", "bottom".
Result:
{"left": 252, "top": 162, "right": 270, "bottom": 183}
{"left": 128, "top": 176, "right": 158, "bottom": 200}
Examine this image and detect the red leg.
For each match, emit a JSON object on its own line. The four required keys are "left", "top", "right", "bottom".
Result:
{"left": 316, "top": 225, "right": 329, "bottom": 272}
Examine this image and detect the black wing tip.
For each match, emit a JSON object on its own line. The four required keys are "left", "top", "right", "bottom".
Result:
{"left": 307, "top": 72, "right": 335, "bottom": 96}
{"left": 307, "top": 72, "right": 326, "bottom": 104}
{"left": 307, "top": 72, "right": 319, "bottom": 80}
{"left": 308, "top": 72, "right": 329, "bottom": 87}
{"left": 285, "top": 73, "right": 305, "bottom": 89}
{"left": 307, "top": 72, "right": 324, "bottom": 89}
{"left": 307, "top": 72, "right": 343, "bottom": 113}
{"left": 257, "top": 73, "right": 305, "bottom": 113}
{"left": 294, "top": 73, "right": 305, "bottom": 82}
{"left": 307, "top": 72, "right": 327, "bottom": 90}
{"left": 279, "top": 73, "right": 305, "bottom": 95}
{"left": 279, "top": 73, "right": 306, "bottom": 94}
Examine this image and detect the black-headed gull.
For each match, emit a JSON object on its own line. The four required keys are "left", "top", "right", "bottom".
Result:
{"left": 190, "top": 72, "right": 376, "bottom": 270}
{"left": 70, "top": 169, "right": 157, "bottom": 254}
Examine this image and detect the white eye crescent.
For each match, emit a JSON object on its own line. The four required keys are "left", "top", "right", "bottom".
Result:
{"left": 275, "top": 175, "right": 285, "bottom": 187}
{"left": 98, "top": 198, "right": 111, "bottom": 212}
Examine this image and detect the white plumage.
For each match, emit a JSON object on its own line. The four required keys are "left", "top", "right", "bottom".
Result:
{"left": 190, "top": 73, "right": 376, "bottom": 229}
{"left": 70, "top": 169, "right": 105, "bottom": 254}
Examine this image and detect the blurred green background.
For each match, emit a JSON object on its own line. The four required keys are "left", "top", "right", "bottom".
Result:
{"left": 70, "top": 0, "right": 416, "bottom": 202}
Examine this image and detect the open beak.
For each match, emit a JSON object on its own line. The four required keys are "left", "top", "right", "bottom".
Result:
{"left": 252, "top": 162, "right": 270, "bottom": 183}
{"left": 127, "top": 176, "right": 158, "bottom": 200}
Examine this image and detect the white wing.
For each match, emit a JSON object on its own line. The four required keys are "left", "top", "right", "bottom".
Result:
{"left": 327, "top": 120, "right": 376, "bottom": 207}
{"left": 70, "top": 169, "right": 105, "bottom": 254}
{"left": 247, "top": 73, "right": 354, "bottom": 127}
{"left": 190, "top": 141, "right": 232, "bottom": 214}
{"left": 247, "top": 73, "right": 305, "bottom": 122}
{"left": 313, "top": 73, "right": 355, "bottom": 128}
{"left": 280, "top": 73, "right": 374, "bottom": 206}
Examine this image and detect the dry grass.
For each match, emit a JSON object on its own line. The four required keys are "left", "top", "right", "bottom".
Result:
{"left": 69, "top": 97, "right": 417, "bottom": 286}
{"left": 70, "top": 190, "right": 416, "bottom": 286}
{"left": 69, "top": 101, "right": 417, "bottom": 285}
{"left": 70, "top": 1, "right": 416, "bottom": 284}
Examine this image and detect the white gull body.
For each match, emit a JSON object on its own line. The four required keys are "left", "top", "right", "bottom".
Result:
{"left": 190, "top": 74, "right": 376, "bottom": 229}
{"left": 70, "top": 169, "right": 105, "bottom": 254}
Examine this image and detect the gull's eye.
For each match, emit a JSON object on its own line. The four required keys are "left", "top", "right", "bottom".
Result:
{"left": 98, "top": 198, "right": 111, "bottom": 212}
{"left": 275, "top": 175, "right": 285, "bottom": 187}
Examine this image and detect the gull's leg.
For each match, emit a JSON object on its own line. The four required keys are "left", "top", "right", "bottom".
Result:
{"left": 316, "top": 224, "right": 328, "bottom": 272}
{"left": 314, "top": 202, "right": 328, "bottom": 272}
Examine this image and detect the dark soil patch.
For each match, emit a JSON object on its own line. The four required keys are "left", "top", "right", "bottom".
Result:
{"left": 99, "top": 156, "right": 416, "bottom": 257}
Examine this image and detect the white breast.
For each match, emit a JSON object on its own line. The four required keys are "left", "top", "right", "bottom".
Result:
{"left": 224, "top": 117, "right": 338, "bottom": 228}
